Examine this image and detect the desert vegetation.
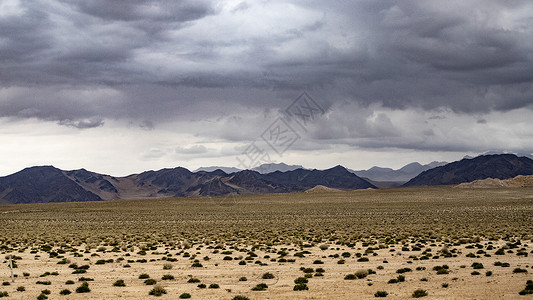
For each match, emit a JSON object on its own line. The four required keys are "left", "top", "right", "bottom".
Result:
{"left": 0, "top": 186, "right": 532, "bottom": 298}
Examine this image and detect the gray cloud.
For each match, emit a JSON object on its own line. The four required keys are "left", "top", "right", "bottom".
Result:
{"left": 1, "top": 0, "right": 532, "bottom": 168}
{"left": 58, "top": 118, "right": 104, "bottom": 129}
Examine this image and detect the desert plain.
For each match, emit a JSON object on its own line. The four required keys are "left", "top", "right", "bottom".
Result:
{"left": 1, "top": 186, "right": 532, "bottom": 299}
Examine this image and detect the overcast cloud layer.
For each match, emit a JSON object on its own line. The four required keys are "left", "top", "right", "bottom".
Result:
{"left": 1, "top": 0, "right": 533, "bottom": 176}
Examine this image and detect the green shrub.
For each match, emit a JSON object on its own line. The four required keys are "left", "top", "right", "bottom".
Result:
{"left": 41, "top": 289, "right": 51, "bottom": 294}
{"left": 208, "top": 283, "right": 219, "bottom": 289}
{"left": 197, "top": 283, "right": 206, "bottom": 288}
{"left": 513, "top": 268, "right": 528, "bottom": 274}
{"left": 144, "top": 279, "right": 157, "bottom": 285}
{"left": 16, "top": 286, "right": 25, "bottom": 291}
{"left": 36, "top": 281, "right": 51, "bottom": 285}
{"left": 162, "top": 274, "right": 174, "bottom": 280}
{"left": 188, "top": 278, "right": 201, "bottom": 283}
{"left": 262, "top": 272, "right": 275, "bottom": 279}
{"left": 239, "top": 277, "right": 247, "bottom": 281}
{"left": 65, "top": 280, "right": 75, "bottom": 285}
{"left": 232, "top": 296, "right": 250, "bottom": 300}
{"left": 179, "top": 293, "right": 191, "bottom": 299}
{"left": 139, "top": 273, "right": 150, "bottom": 279}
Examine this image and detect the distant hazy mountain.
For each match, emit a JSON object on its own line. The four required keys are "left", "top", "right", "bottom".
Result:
{"left": 194, "top": 166, "right": 242, "bottom": 173}
{"left": 404, "top": 154, "right": 533, "bottom": 187}
{"left": 0, "top": 165, "right": 375, "bottom": 204}
{"left": 195, "top": 163, "right": 304, "bottom": 174}
{"left": 352, "top": 161, "right": 447, "bottom": 182}
{"left": 252, "top": 163, "right": 304, "bottom": 174}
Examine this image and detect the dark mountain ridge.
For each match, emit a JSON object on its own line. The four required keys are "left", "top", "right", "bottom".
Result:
{"left": 404, "top": 154, "right": 533, "bottom": 187}
{"left": 0, "top": 165, "right": 375, "bottom": 204}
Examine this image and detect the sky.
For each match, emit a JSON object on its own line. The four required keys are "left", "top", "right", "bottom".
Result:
{"left": 1, "top": 0, "right": 533, "bottom": 177}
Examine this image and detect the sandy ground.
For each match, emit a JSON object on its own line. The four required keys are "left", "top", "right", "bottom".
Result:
{"left": 1, "top": 240, "right": 532, "bottom": 299}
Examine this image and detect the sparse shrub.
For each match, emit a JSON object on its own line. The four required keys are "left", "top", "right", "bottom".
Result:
{"left": 471, "top": 262, "right": 484, "bottom": 269}
{"left": 412, "top": 289, "right": 428, "bottom": 298}
{"left": 149, "top": 285, "right": 167, "bottom": 296}
{"left": 293, "top": 283, "right": 309, "bottom": 291}
{"left": 41, "top": 289, "right": 51, "bottom": 295}
{"left": 163, "top": 263, "right": 173, "bottom": 270}
{"left": 518, "top": 280, "right": 533, "bottom": 295}
{"left": 397, "top": 268, "right": 412, "bottom": 274}
{"left": 162, "top": 274, "right": 174, "bottom": 280}
{"left": 319, "top": 244, "right": 329, "bottom": 250}
{"left": 374, "top": 290, "right": 388, "bottom": 297}
{"left": 144, "top": 279, "right": 157, "bottom": 285}
{"left": 37, "top": 293, "right": 48, "bottom": 300}
{"left": 76, "top": 282, "right": 90, "bottom": 293}
{"left": 262, "top": 272, "right": 275, "bottom": 279}
{"left": 294, "top": 277, "right": 308, "bottom": 284}
{"left": 113, "top": 279, "right": 126, "bottom": 287}
{"left": 513, "top": 268, "right": 528, "bottom": 274}
{"left": 78, "top": 277, "right": 94, "bottom": 281}
{"left": 59, "top": 289, "right": 71, "bottom": 295}
{"left": 251, "top": 283, "right": 268, "bottom": 291}
{"left": 17, "top": 286, "right": 25, "bottom": 291}
{"left": 344, "top": 274, "right": 357, "bottom": 280}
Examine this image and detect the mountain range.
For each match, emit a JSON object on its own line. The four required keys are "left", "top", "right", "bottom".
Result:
{"left": 0, "top": 165, "right": 375, "bottom": 204}
{"left": 2, "top": 154, "right": 533, "bottom": 205}
{"left": 194, "top": 163, "right": 304, "bottom": 174}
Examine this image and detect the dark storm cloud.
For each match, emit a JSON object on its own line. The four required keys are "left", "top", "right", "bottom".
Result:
{"left": 1, "top": 0, "right": 532, "bottom": 135}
